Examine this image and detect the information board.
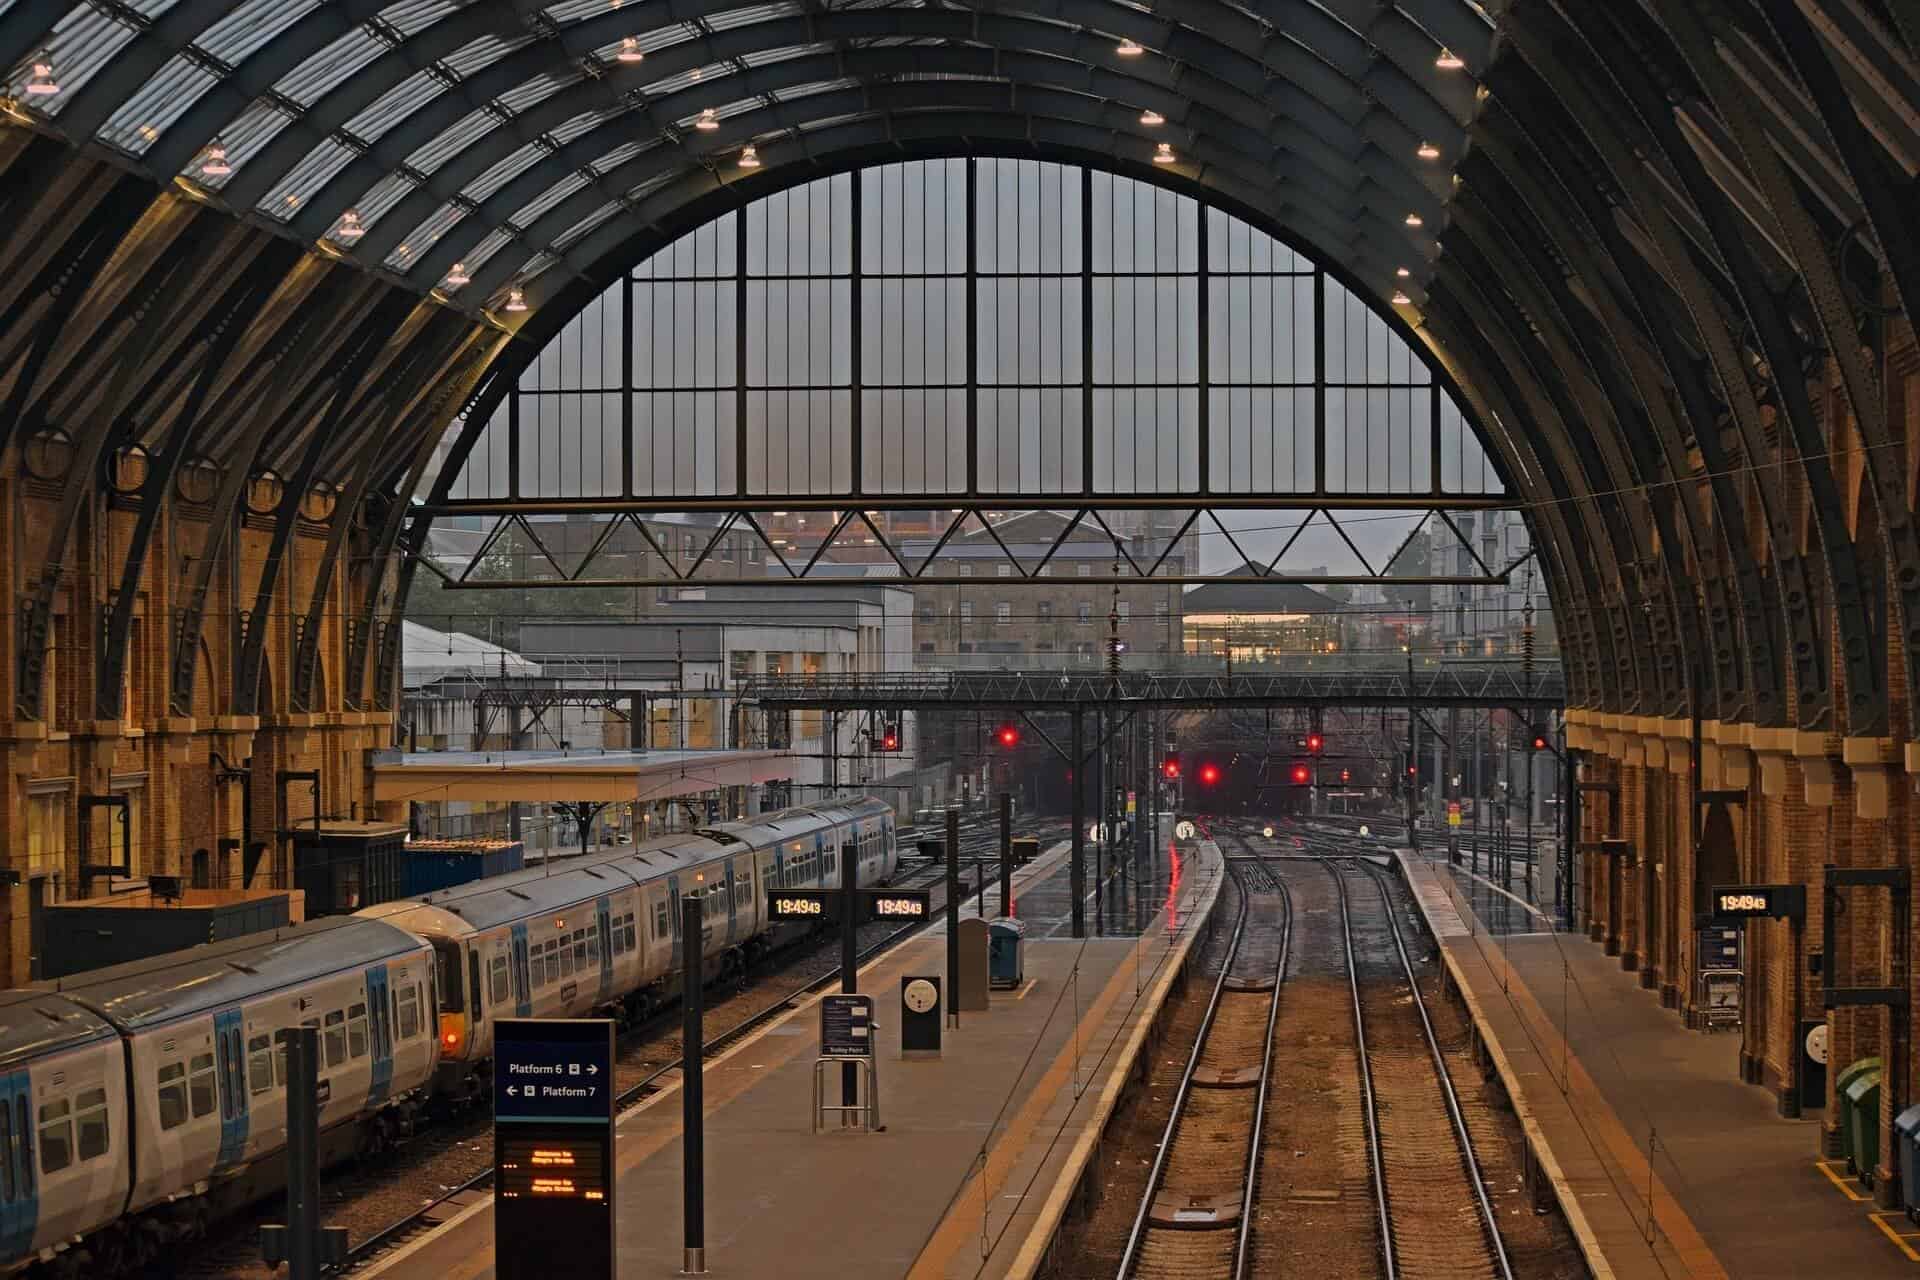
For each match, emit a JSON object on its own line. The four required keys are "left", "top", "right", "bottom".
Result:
{"left": 1697, "top": 926, "right": 1742, "bottom": 972}
{"left": 820, "top": 994, "right": 875, "bottom": 1058}
{"left": 494, "top": 1019, "right": 615, "bottom": 1280}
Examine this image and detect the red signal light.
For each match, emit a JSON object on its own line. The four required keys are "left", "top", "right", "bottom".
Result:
{"left": 1407, "top": 765, "right": 1418, "bottom": 776}
{"left": 1531, "top": 732, "right": 1548, "bottom": 751}
{"left": 1290, "top": 763, "right": 1310, "bottom": 785}
{"left": 1306, "top": 733, "right": 1323, "bottom": 754}
{"left": 1340, "top": 768, "right": 1351, "bottom": 783}
{"left": 1198, "top": 763, "right": 1220, "bottom": 785}
{"left": 997, "top": 725, "right": 1019, "bottom": 748}
{"left": 1162, "top": 755, "right": 1181, "bottom": 779}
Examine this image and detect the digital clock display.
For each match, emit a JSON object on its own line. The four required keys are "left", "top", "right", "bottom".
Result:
{"left": 773, "top": 896, "right": 825, "bottom": 916}
{"left": 874, "top": 896, "right": 925, "bottom": 917}
{"left": 1709, "top": 884, "right": 1805, "bottom": 921}
{"left": 1718, "top": 893, "right": 1769, "bottom": 914}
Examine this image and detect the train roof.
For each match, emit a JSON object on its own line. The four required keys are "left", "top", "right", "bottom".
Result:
{"left": 0, "top": 990, "right": 119, "bottom": 1070}
{"left": 38, "top": 916, "right": 427, "bottom": 1034}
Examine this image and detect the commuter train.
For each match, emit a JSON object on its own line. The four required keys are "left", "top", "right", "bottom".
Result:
{"left": 0, "top": 798, "right": 895, "bottom": 1276}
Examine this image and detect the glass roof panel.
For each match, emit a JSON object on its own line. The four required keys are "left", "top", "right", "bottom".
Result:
{"left": 198, "top": 0, "right": 324, "bottom": 66}
{"left": 552, "top": 200, "right": 623, "bottom": 251}
{"left": 548, "top": 107, "right": 616, "bottom": 148}
{"left": 353, "top": 170, "right": 421, "bottom": 224}
{"left": 406, "top": 105, "right": 499, "bottom": 173}
{"left": 214, "top": 96, "right": 300, "bottom": 176}
{"left": 387, "top": 202, "right": 468, "bottom": 270}
{"left": 444, "top": 31, "right": 536, "bottom": 79}
{"left": 7, "top": 5, "right": 144, "bottom": 109}
{"left": 256, "top": 136, "right": 359, "bottom": 218}
{"left": 379, "top": 0, "right": 464, "bottom": 39}
{"left": 741, "top": 42, "right": 832, "bottom": 68}
{"left": 274, "top": 25, "right": 389, "bottom": 107}
{"left": 707, "top": 2, "right": 805, "bottom": 30}
{"left": 510, "top": 169, "right": 590, "bottom": 228}
{"left": 345, "top": 66, "right": 448, "bottom": 143}
{"left": 97, "top": 53, "right": 219, "bottom": 153}
{"left": 464, "top": 138, "right": 551, "bottom": 203}
{"left": 496, "top": 69, "right": 577, "bottom": 114}
{"left": 464, "top": 226, "right": 518, "bottom": 273}
{"left": 590, "top": 138, "right": 649, "bottom": 172}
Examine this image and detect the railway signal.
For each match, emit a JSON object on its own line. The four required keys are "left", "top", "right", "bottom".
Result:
{"left": 1162, "top": 753, "right": 1181, "bottom": 780}
{"left": 1530, "top": 728, "right": 1549, "bottom": 751}
{"left": 1290, "top": 763, "right": 1311, "bottom": 786}
{"left": 1340, "top": 768, "right": 1351, "bottom": 783}
{"left": 1198, "top": 762, "right": 1221, "bottom": 786}
{"left": 878, "top": 723, "right": 901, "bottom": 752}
{"left": 1306, "top": 733, "right": 1323, "bottom": 754}
{"left": 996, "top": 724, "right": 1019, "bottom": 748}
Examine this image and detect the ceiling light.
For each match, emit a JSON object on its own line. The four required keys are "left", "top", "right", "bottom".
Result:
{"left": 618, "top": 37, "right": 643, "bottom": 62}
{"left": 1395, "top": 266, "right": 1411, "bottom": 278}
{"left": 1435, "top": 47, "right": 1465, "bottom": 70}
{"left": 739, "top": 145, "right": 760, "bottom": 168}
{"left": 1140, "top": 108, "right": 1164, "bottom": 126}
{"left": 336, "top": 209, "right": 365, "bottom": 242}
{"left": 200, "top": 140, "right": 233, "bottom": 177}
{"left": 696, "top": 107, "right": 719, "bottom": 130}
{"left": 1117, "top": 37, "right": 1144, "bottom": 55}
{"left": 1153, "top": 142, "right": 1175, "bottom": 164}
{"left": 1417, "top": 140, "right": 1440, "bottom": 160}
{"left": 505, "top": 287, "right": 527, "bottom": 312}
{"left": 1404, "top": 212, "right": 1424, "bottom": 227}
{"left": 25, "top": 51, "right": 57, "bottom": 96}
{"left": 1392, "top": 290, "right": 1410, "bottom": 305}
{"left": 446, "top": 262, "right": 471, "bottom": 286}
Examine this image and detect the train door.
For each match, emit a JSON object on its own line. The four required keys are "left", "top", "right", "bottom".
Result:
{"left": 364, "top": 967, "right": 394, "bottom": 1106}
{"left": 595, "top": 896, "right": 614, "bottom": 1003}
{"left": 667, "top": 874, "right": 681, "bottom": 966}
{"left": 723, "top": 862, "right": 738, "bottom": 948}
{"left": 212, "top": 1007, "right": 250, "bottom": 1172}
{"left": 0, "top": 1070, "right": 36, "bottom": 1260}
{"left": 510, "top": 925, "right": 533, "bottom": 1017}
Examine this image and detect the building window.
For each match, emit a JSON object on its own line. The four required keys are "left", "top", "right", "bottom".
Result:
{"left": 918, "top": 605, "right": 934, "bottom": 624}
{"left": 996, "top": 564, "right": 1011, "bottom": 578}
{"left": 26, "top": 787, "right": 66, "bottom": 883}
{"left": 994, "top": 602, "right": 1011, "bottom": 625}
{"left": 1077, "top": 564, "right": 1092, "bottom": 578}
{"left": 959, "top": 602, "right": 974, "bottom": 623}
{"left": 1038, "top": 601, "right": 1053, "bottom": 622}
{"left": 86, "top": 785, "right": 142, "bottom": 882}
{"left": 918, "top": 641, "right": 935, "bottom": 653}
{"left": 1117, "top": 601, "right": 1131, "bottom": 623}
{"left": 1037, "top": 565, "right": 1052, "bottom": 577}
{"left": 956, "top": 563, "right": 973, "bottom": 578}
{"left": 1155, "top": 599, "right": 1170, "bottom": 619}
{"left": 1077, "top": 602, "right": 1092, "bottom": 624}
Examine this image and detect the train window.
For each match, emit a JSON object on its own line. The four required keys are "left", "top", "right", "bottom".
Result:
{"left": 433, "top": 940, "right": 463, "bottom": 1014}
{"left": 396, "top": 985, "right": 421, "bottom": 1041}
{"left": 157, "top": 1062, "right": 188, "bottom": 1130}
{"left": 217, "top": 1032, "right": 238, "bottom": 1120}
{"left": 624, "top": 913, "right": 638, "bottom": 952}
{"left": 586, "top": 927, "right": 598, "bottom": 964}
{"left": 75, "top": 1089, "right": 108, "bottom": 1162}
{"left": 609, "top": 921, "right": 623, "bottom": 958}
{"left": 654, "top": 901, "right": 669, "bottom": 940}
{"left": 559, "top": 939, "right": 574, "bottom": 979}
{"left": 36, "top": 1099, "right": 70, "bottom": 1175}
{"left": 348, "top": 1003, "right": 369, "bottom": 1060}
{"left": 490, "top": 955, "right": 509, "bottom": 1003}
{"left": 322, "top": 1012, "right": 347, "bottom": 1069}
{"left": 189, "top": 1053, "right": 216, "bottom": 1119}
{"left": 248, "top": 1035, "right": 275, "bottom": 1096}
{"left": 572, "top": 929, "right": 587, "bottom": 967}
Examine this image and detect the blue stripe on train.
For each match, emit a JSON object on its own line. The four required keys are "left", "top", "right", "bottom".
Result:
{"left": 213, "top": 1008, "right": 249, "bottom": 1173}
{"left": 596, "top": 896, "right": 614, "bottom": 1004}
{"left": 365, "top": 966, "right": 394, "bottom": 1107}
{"left": 0, "top": 1069, "right": 37, "bottom": 1263}
{"left": 511, "top": 923, "right": 533, "bottom": 1017}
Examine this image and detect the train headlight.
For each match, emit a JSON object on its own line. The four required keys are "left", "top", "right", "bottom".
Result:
{"left": 439, "top": 1013, "right": 466, "bottom": 1056}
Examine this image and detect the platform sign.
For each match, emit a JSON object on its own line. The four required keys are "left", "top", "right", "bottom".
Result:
{"left": 1697, "top": 926, "right": 1742, "bottom": 972}
{"left": 767, "top": 888, "right": 931, "bottom": 922}
{"left": 494, "top": 1019, "right": 614, "bottom": 1280}
{"left": 821, "top": 994, "right": 875, "bottom": 1058}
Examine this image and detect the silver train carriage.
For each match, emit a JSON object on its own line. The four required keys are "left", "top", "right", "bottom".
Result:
{"left": 357, "top": 798, "right": 898, "bottom": 1094}
{"left": 0, "top": 916, "right": 436, "bottom": 1276}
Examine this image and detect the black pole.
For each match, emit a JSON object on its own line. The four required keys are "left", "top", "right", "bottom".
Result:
{"left": 999, "top": 791, "right": 1013, "bottom": 917}
{"left": 1094, "top": 707, "right": 1105, "bottom": 933}
{"left": 1563, "top": 749, "right": 1580, "bottom": 930}
{"left": 682, "top": 895, "right": 706, "bottom": 1274}
{"left": 945, "top": 807, "right": 961, "bottom": 1028}
{"left": 288, "top": 1026, "right": 319, "bottom": 1280}
{"left": 840, "top": 841, "right": 858, "bottom": 1111}
{"left": 1071, "top": 710, "right": 1086, "bottom": 939}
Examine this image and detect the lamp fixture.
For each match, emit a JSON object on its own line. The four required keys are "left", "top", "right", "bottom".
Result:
{"left": 738, "top": 145, "right": 760, "bottom": 168}
{"left": 446, "top": 262, "right": 471, "bottom": 286}
{"left": 201, "top": 139, "right": 232, "bottom": 177}
{"left": 1404, "top": 212, "right": 1423, "bottom": 227}
{"left": 1117, "top": 37, "right": 1144, "bottom": 55}
{"left": 618, "top": 37, "right": 643, "bottom": 62}
{"left": 1140, "top": 107, "right": 1164, "bottom": 126}
{"left": 695, "top": 107, "right": 719, "bottom": 130}
{"left": 1416, "top": 140, "right": 1440, "bottom": 160}
{"left": 1391, "top": 290, "right": 1410, "bottom": 305}
{"left": 1395, "top": 266, "right": 1411, "bottom": 277}
{"left": 25, "top": 51, "right": 57, "bottom": 96}
{"left": 1435, "top": 47, "right": 1464, "bottom": 70}
{"left": 1153, "top": 142, "right": 1175, "bottom": 164}
{"left": 505, "top": 287, "right": 527, "bottom": 312}
{"left": 336, "top": 209, "right": 365, "bottom": 242}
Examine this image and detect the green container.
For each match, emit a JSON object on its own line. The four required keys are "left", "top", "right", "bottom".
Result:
{"left": 1846, "top": 1065, "right": 1884, "bottom": 1184}
{"left": 1837, "top": 1056, "right": 1881, "bottom": 1169}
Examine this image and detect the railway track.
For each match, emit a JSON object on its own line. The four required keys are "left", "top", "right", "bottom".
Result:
{"left": 1117, "top": 833, "right": 1288, "bottom": 1280}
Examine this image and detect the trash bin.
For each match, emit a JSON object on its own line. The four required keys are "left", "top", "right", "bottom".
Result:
{"left": 1895, "top": 1104, "right": 1920, "bottom": 1222}
{"left": 1837, "top": 1056, "right": 1880, "bottom": 1170}
{"left": 1012, "top": 837, "right": 1040, "bottom": 866}
{"left": 1846, "top": 1063, "right": 1884, "bottom": 1185}
{"left": 989, "top": 917, "right": 1026, "bottom": 989}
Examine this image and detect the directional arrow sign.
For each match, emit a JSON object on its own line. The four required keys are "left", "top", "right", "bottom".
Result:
{"left": 495, "top": 1019, "right": 616, "bottom": 1125}
{"left": 506, "top": 1086, "right": 519, "bottom": 1097}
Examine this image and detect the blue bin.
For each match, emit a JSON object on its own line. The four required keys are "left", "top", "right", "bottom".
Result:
{"left": 989, "top": 918, "right": 1026, "bottom": 989}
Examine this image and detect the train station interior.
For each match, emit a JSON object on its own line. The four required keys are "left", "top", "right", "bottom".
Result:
{"left": 5, "top": 0, "right": 1920, "bottom": 1276}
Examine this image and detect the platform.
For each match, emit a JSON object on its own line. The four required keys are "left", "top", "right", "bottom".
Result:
{"left": 1398, "top": 852, "right": 1908, "bottom": 1280}
{"left": 366, "top": 836, "right": 1224, "bottom": 1280}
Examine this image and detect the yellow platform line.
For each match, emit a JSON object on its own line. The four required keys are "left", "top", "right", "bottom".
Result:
{"left": 1871, "top": 1212, "right": 1920, "bottom": 1262}
{"left": 1817, "top": 1159, "right": 1875, "bottom": 1202}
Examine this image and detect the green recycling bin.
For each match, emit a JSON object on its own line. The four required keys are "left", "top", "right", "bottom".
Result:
{"left": 1837, "top": 1056, "right": 1881, "bottom": 1172}
{"left": 1846, "top": 1063, "right": 1884, "bottom": 1186}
